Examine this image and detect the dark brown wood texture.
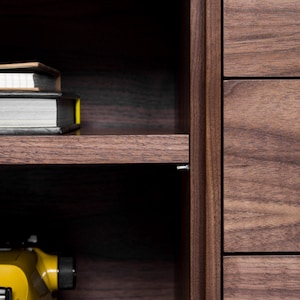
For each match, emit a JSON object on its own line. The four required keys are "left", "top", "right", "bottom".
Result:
{"left": 206, "top": 0, "right": 222, "bottom": 297}
{"left": 0, "top": 135, "right": 189, "bottom": 164}
{"left": 224, "top": 80, "right": 300, "bottom": 252}
{"left": 224, "top": 256, "right": 300, "bottom": 299}
{"left": 62, "top": 72, "right": 179, "bottom": 132}
{"left": 223, "top": 0, "right": 300, "bottom": 77}
{"left": 59, "top": 258, "right": 176, "bottom": 300}
{"left": 190, "top": 0, "right": 206, "bottom": 298}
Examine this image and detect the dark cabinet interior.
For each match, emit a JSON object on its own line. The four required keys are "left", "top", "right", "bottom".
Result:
{"left": 0, "top": 0, "right": 186, "bottom": 133}
{"left": 0, "top": 0, "right": 192, "bottom": 299}
{"left": 0, "top": 164, "right": 187, "bottom": 299}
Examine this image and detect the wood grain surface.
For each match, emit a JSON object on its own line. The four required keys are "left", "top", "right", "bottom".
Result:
{"left": 224, "top": 80, "right": 300, "bottom": 252}
{"left": 59, "top": 257, "right": 177, "bottom": 300}
{"left": 62, "top": 71, "right": 178, "bottom": 132}
{"left": 224, "top": 256, "right": 300, "bottom": 299}
{"left": 190, "top": 0, "right": 206, "bottom": 299}
{"left": 0, "top": 134, "right": 189, "bottom": 164}
{"left": 205, "top": 0, "right": 222, "bottom": 297}
{"left": 223, "top": 0, "right": 300, "bottom": 77}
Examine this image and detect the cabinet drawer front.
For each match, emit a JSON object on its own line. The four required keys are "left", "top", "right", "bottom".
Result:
{"left": 224, "top": 80, "right": 300, "bottom": 252}
{"left": 223, "top": 0, "right": 300, "bottom": 77}
{"left": 224, "top": 256, "right": 300, "bottom": 300}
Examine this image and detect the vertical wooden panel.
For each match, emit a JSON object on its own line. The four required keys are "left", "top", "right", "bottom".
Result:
{"left": 206, "top": 0, "right": 222, "bottom": 298}
{"left": 190, "top": 0, "right": 206, "bottom": 298}
{"left": 224, "top": 80, "right": 300, "bottom": 252}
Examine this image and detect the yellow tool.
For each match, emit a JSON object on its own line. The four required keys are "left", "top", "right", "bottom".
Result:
{"left": 0, "top": 238, "right": 76, "bottom": 300}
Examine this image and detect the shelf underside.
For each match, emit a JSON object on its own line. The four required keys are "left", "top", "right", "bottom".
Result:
{"left": 0, "top": 134, "right": 189, "bottom": 164}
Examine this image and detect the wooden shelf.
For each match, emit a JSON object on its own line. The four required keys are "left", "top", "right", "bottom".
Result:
{"left": 0, "top": 134, "right": 189, "bottom": 164}
{"left": 58, "top": 256, "right": 176, "bottom": 300}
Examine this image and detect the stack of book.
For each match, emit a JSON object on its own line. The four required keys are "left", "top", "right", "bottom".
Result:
{"left": 0, "top": 61, "right": 80, "bottom": 135}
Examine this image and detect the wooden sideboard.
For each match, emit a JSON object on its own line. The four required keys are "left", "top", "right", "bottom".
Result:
{"left": 0, "top": 0, "right": 298, "bottom": 299}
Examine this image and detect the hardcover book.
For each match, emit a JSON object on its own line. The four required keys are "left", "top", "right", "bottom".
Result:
{"left": 0, "top": 62, "right": 61, "bottom": 92}
{"left": 0, "top": 93, "right": 80, "bottom": 135}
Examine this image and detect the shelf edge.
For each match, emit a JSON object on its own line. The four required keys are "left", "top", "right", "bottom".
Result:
{"left": 0, "top": 134, "right": 189, "bottom": 164}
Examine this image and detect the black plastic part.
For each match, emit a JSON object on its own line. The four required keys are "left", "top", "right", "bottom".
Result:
{"left": 58, "top": 256, "right": 76, "bottom": 290}
{"left": 0, "top": 287, "right": 12, "bottom": 300}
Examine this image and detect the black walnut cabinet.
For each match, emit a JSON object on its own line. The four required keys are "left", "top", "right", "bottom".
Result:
{"left": 0, "top": 0, "right": 225, "bottom": 299}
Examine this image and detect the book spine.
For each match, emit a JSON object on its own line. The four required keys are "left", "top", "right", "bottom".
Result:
{"left": 75, "top": 98, "right": 81, "bottom": 125}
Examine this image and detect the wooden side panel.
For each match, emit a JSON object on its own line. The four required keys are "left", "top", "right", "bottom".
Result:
{"left": 224, "top": 80, "right": 300, "bottom": 252}
{"left": 206, "top": 0, "right": 222, "bottom": 297}
{"left": 190, "top": 0, "right": 206, "bottom": 299}
{"left": 223, "top": 0, "right": 300, "bottom": 77}
{"left": 224, "top": 256, "right": 300, "bottom": 299}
